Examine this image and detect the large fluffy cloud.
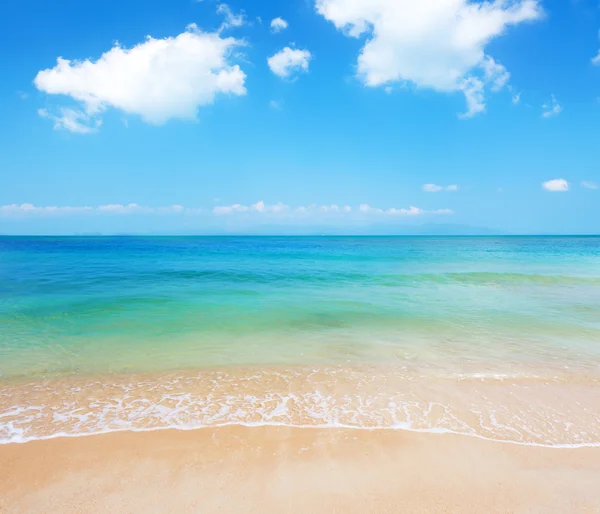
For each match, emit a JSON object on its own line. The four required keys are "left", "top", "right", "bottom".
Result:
{"left": 315, "top": 0, "right": 542, "bottom": 116}
{"left": 34, "top": 25, "right": 247, "bottom": 131}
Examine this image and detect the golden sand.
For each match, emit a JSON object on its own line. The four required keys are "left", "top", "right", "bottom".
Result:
{"left": 1, "top": 427, "right": 599, "bottom": 513}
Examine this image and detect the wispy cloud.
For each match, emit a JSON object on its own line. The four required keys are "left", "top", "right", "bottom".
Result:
{"left": 2, "top": 202, "right": 454, "bottom": 218}
{"left": 542, "top": 95, "right": 562, "bottom": 118}
{"left": 213, "top": 201, "right": 453, "bottom": 217}
{"left": 38, "top": 108, "right": 101, "bottom": 134}
{"left": 581, "top": 181, "right": 598, "bottom": 190}
{"left": 592, "top": 31, "right": 600, "bottom": 66}
{"left": 423, "top": 184, "right": 459, "bottom": 192}
{"left": 542, "top": 179, "right": 569, "bottom": 192}
{"left": 216, "top": 3, "right": 246, "bottom": 31}
{"left": 0, "top": 203, "right": 187, "bottom": 216}
{"left": 0, "top": 204, "right": 94, "bottom": 215}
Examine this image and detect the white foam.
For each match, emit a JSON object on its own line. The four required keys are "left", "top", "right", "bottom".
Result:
{"left": 1, "top": 368, "right": 599, "bottom": 448}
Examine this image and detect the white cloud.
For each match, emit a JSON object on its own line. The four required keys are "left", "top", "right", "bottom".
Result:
{"left": 542, "top": 179, "right": 569, "bottom": 192}
{"left": 216, "top": 4, "right": 246, "bottom": 30}
{"left": 213, "top": 201, "right": 290, "bottom": 214}
{"left": 423, "top": 184, "right": 459, "bottom": 192}
{"left": 315, "top": 0, "right": 541, "bottom": 117}
{"left": 542, "top": 95, "right": 561, "bottom": 118}
{"left": 2, "top": 202, "right": 453, "bottom": 219}
{"left": 481, "top": 56, "right": 510, "bottom": 92}
{"left": 358, "top": 204, "right": 452, "bottom": 216}
{"left": 34, "top": 25, "right": 246, "bottom": 129}
{"left": 0, "top": 203, "right": 189, "bottom": 216}
{"left": 581, "top": 181, "right": 598, "bottom": 190}
{"left": 213, "top": 203, "right": 249, "bottom": 214}
{"left": 267, "top": 47, "right": 311, "bottom": 78}
{"left": 97, "top": 203, "right": 150, "bottom": 214}
{"left": 269, "top": 99, "right": 283, "bottom": 110}
{"left": 593, "top": 51, "right": 600, "bottom": 66}
{"left": 0, "top": 204, "right": 93, "bottom": 215}
{"left": 512, "top": 92, "right": 521, "bottom": 104}
{"left": 38, "top": 107, "right": 101, "bottom": 134}
{"left": 459, "top": 77, "right": 485, "bottom": 118}
{"left": 270, "top": 17, "right": 288, "bottom": 33}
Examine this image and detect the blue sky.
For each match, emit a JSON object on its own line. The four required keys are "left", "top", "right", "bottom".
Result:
{"left": 1, "top": 0, "right": 599, "bottom": 235}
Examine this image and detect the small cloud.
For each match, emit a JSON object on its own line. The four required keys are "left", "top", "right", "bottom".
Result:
{"left": 267, "top": 47, "right": 311, "bottom": 79}
{"left": 358, "top": 204, "right": 451, "bottom": 216}
{"left": 592, "top": 50, "right": 600, "bottom": 66}
{"left": 216, "top": 3, "right": 246, "bottom": 30}
{"left": 384, "top": 86, "right": 392, "bottom": 94}
{"left": 512, "top": 93, "right": 521, "bottom": 105}
{"left": 480, "top": 56, "right": 510, "bottom": 92}
{"left": 213, "top": 201, "right": 290, "bottom": 215}
{"left": 581, "top": 181, "right": 598, "bottom": 190}
{"left": 386, "top": 206, "right": 424, "bottom": 216}
{"left": 423, "top": 184, "right": 458, "bottom": 193}
{"left": 97, "top": 203, "right": 148, "bottom": 214}
{"left": 459, "top": 77, "right": 485, "bottom": 119}
{"left": 269, "top": 99, "right": 283, "bottom": 110}
{"left": 270, "top": 17, "right": 288, "bottom": 33}
{"left": 542, "top": 95, "right": 562, "bottom": 118}
{"left": 38, "top": 107, "right": 100, "bottom": 134}
{"left": 17, "top": 91, "right": 28, "bottom": 100}
{"left": 542, "top": 178, "right": 569, "bottom": 192}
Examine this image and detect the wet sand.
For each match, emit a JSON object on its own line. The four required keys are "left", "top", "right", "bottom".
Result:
{"left": 1, "top": 427, "right": 599, "bottom": 513}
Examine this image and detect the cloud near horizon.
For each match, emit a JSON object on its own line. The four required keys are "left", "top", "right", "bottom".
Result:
{"left": 1, "top": 202, "right": 453, "bottom": 218}
{"left": 423, "top": 184, "right": 459, "bottom": 193}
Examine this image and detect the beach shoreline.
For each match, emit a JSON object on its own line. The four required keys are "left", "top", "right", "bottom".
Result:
{"left": 1, "top": 426, "right": 599, "bottom": 513}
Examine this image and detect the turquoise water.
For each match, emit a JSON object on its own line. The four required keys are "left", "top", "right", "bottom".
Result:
{"left": 1, "top": 236, "right": 599, "bottom": 445}
{"left": 2, "top": 236, "right": 600, "bottom": 378}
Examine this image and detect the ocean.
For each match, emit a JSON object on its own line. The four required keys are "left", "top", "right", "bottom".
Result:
{"left": 1, "top": 236, "right": 599, "bottom": 446}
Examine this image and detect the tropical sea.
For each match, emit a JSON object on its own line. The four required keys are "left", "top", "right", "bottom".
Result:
{"left": 1, "top": 236, "right": 599, "bottom": 447}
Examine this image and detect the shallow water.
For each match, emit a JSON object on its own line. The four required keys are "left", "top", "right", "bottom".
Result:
{"left": 1, "top": 236, "right": 599, "bottom": 445}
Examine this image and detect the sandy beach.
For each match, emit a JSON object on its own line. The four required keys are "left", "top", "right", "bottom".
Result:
{"left": 1, "top": 427, "right": 599, "bottom": 513}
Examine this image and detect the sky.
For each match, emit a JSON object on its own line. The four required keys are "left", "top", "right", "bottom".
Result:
{"left": 1, "top": 0, "right": 600, "bottom": 235}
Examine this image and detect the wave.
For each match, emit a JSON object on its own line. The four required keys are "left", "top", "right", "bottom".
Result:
{"left": 1, "top": 367, "right": 599, "bottom": 448}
